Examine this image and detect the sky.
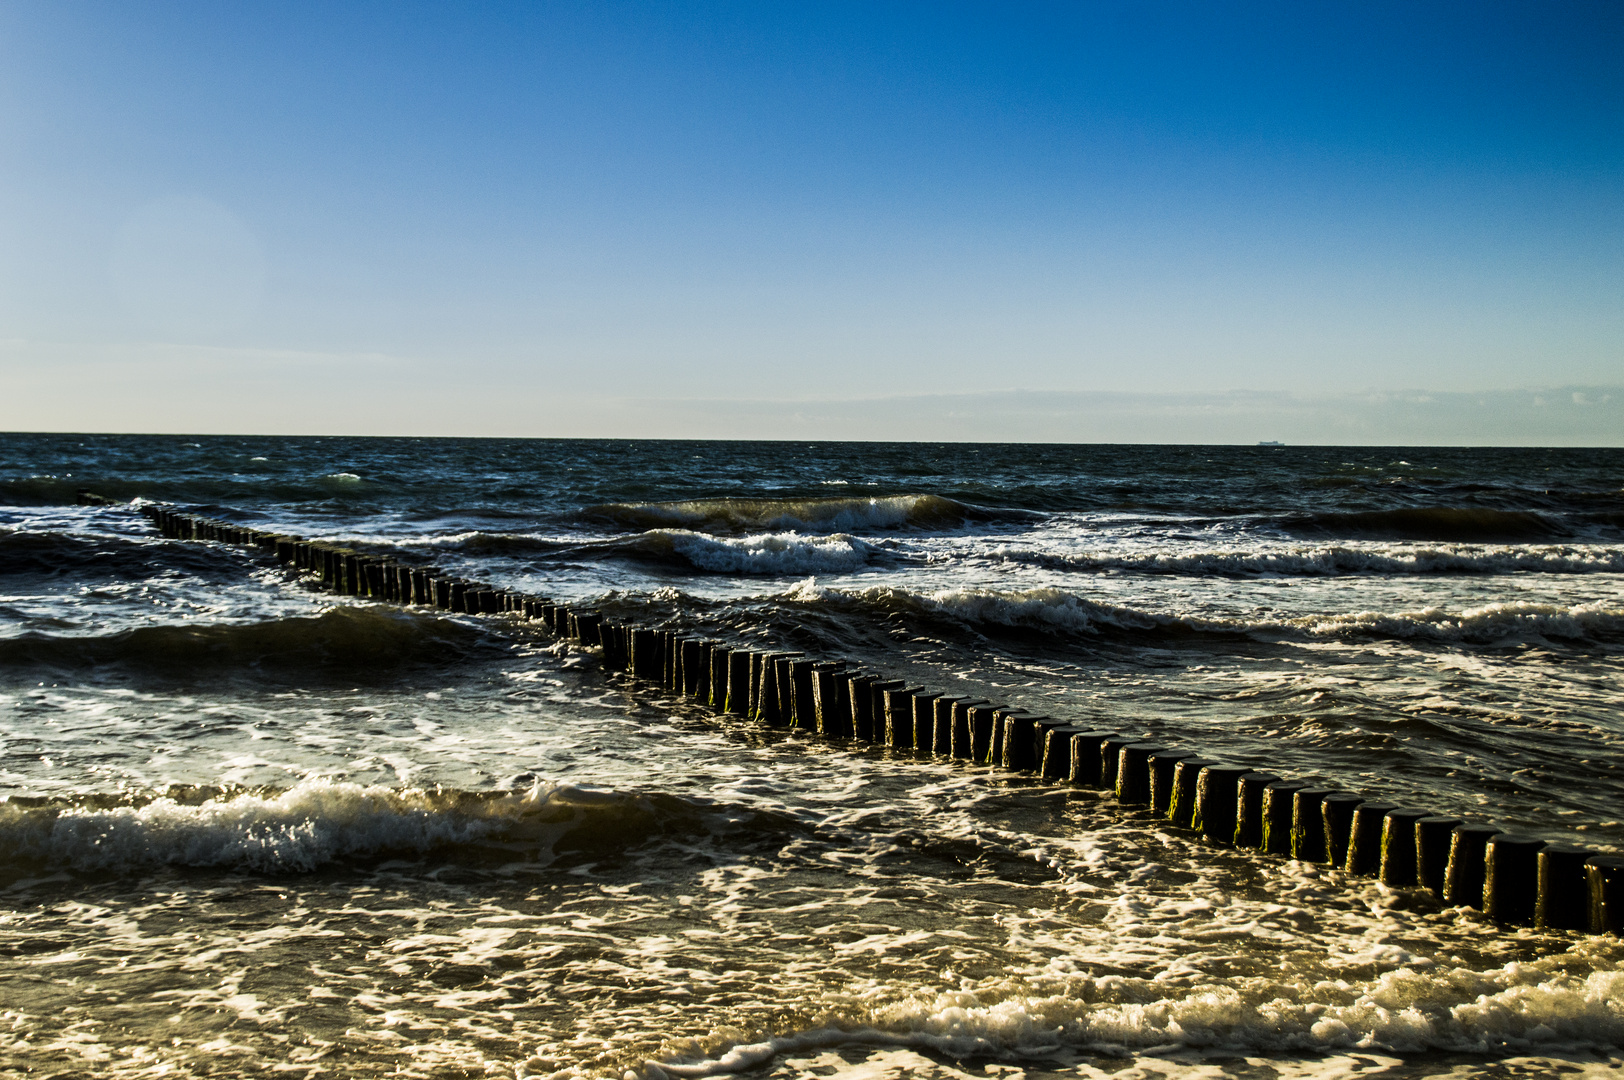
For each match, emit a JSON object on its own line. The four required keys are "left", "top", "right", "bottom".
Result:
{"left": 1, "top": 1, "right": 1620, "bottom": 442}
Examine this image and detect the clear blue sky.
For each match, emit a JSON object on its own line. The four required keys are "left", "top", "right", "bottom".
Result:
{"left": 1, "top": 1, "right": 1620, "bottom": 440}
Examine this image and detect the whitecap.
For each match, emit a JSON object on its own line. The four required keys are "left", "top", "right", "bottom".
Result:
{"left": 665, "top": 530, "right": 876, "bottom": 575}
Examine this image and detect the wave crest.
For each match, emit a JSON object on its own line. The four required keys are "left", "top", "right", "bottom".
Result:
{"left": 0, "top": 781, "right": 806, "bottom": 874}
{"left": 579, "top": 494, "right": 1019, "bottom": 535}
{"left": 0, "top": 606, "right": 494, "bottom": 680}
{"left": 652, "top": 530, "right": 878, "bottom": 575}
{"left": 0, "top": 782, "right": 522, "bottom": 873}
{"left": 984, "top": 542, "right": 1624, "bottom": 578}
{"left": 785, "top": 582, "right": 1624, "bottom": 645}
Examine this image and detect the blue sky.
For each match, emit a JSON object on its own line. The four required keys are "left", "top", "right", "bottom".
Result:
{"left": 1, "top": 1, "right": 1620, "bottom": 440}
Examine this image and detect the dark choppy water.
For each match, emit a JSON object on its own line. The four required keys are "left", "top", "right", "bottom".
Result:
{"left": 2, "top": 434, "right": 1622, "bottom": 1079}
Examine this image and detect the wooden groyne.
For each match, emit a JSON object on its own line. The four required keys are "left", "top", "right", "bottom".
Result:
{"left": 139, "top": 503, "right": 1624, "bottom": 936}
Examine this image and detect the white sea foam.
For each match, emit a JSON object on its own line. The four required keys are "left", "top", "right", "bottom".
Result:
{"left": 1289, "top": 600, "right": 1624, "bottom": 641}
{"left": 787, "top": 582, "right": 1624, "bottom": 643}
{"left": 664, "top": 530, "right": 877, "bottom": 575}
{"left": 388, "top": 529, "right": 486, "bottom": 547}
{"left": 651, "top": 950, "right": 1624, "bottom": 1074}
{"left": 587, "top": 494, "right": 985, "bottom": 534}
{"left": 981, "top": 543, "right": 1624, "bottom": 577}
{"left": 0, "top": 779, "right": 612, "bottom": 873}
{"left": 643, "top": 816, "right": 1624, "bottom": 1076}
{"left": 360, "top": 528, "right": 879, "bottom": 573}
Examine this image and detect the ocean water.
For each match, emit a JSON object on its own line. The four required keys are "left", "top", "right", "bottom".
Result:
{"left": 1, "top": 434, "right": 1622, "bottom": 1079}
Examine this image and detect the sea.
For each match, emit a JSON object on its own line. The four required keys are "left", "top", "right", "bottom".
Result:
{"left": 1, "top": 434, "right": 1622, "bottom": 1080}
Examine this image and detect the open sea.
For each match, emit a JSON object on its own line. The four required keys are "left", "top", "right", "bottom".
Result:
{"left": 1, "top": 433, "right": 1622, "bottom": 1080}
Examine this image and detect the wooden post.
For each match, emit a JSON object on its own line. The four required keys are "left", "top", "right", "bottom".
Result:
{"left": 814, "top": 665, "right": 852, "bottom": 737}
{"left": 1444, "top": 824, "right": 1502, "bottom": 909}
{"left": 1345, "top": 801, "right": 1396, "bottom": 876}
{"left": 946, "top": 699, "right": 985, "bottom": 760}
{"left": 1065, "top": 731, "right": 1118, "bottom": 789}
{"left": 1098, "top": 735, "right": 1138, "bottom": 791}
{"left": 998, "top": 711, "right": 1042, "bottom": 771}
{"left": 1234, "top": 772, "right": 1281, "bottom": 849}
{"left": 1535, "top": 845, "right": 1593, "bottom": 931}
{"left": 1168, "top": 758, "right": 1216, "bottom": 830}
{"left": 911, "top": 692, "right": 942, "bottom": 752}
{"left": 631, "top": 629, "right": 662, "bottom": 681}
{"left": 840, "top": 674, "right": 877, "bottom": 742}
{"left": 1193, "top": 765, "right": 1250, "bottom": 844}
{"left": 1588, "top": 856, "right": 1624, "bottom": 934}
{"left": 860, "top": 677, "right": 902, "bottom": 743}
{"left": 1378, "top": 808, "right": 1430, "bottom": 887}
{"left": 967, "top": 704, "right": 1001, "bottom": 764}
{"left": 789, "top": 659, "right": 825, "bottom": 728}
{"left": 709, "top": 646, "right": 730, "bottom": 709}
{"left": 1039, "top": 725, "right": 1086, "bottom": 782}
{"left": 665, "top": 633, "right": 681, "bottom": 691}
{"left": 757, "top": 655, "right": 787, "bottom": 726}
{"left": 1260, "top": 781, "right": 1307, "bottom": 855}
{"left": 1115, "top": 742, "right": 1165, "bottom": 804}
{"left": 1484, "top": 834, "right": 1546, "bottom": 925}
{"left": 1291, "top": 789, "right": 1332, "bottom": 862}
{"left": 772, "top": 655, "right": 802, "bottom": 723}
{"left": 932, "top": 697, "right": 969, "bottom": 757}
{"left": 884, "top": 687, "right": 922, "bottom": 748}
{"left": 600, "top": 622, "right": 627, "bottom": 671}
{"left": 682, "top": 640, "right": 706, "bottom": 699}
{"left": 1321, "top": 792, "right": 1365, "bottom": 868}
{"left": 1415, "top": 816, "right": 1464, "bottom": 897}
{"left": 726, "top": 651, "right": 753, "bottom": 716}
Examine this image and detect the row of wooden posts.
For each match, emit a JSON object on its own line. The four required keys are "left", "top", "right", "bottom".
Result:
{"left": 141, "top": 503, "right": 1623, "bottom": 936}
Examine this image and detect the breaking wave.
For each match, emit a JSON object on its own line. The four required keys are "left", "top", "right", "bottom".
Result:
{"left": 785, "top": 581, "right": 1624, "bottom": 645}
{"left": 379, "top": 529, "right": 574, "bottom": 557}
{"left": 984, "top": 542, "right": 1624, "bottom": 577}
{"left": 0, "top": 781, "right": 806, "bottom": 875}
{"left": 578, "top": 494, "right": 1027, "bottom": 535}
{"left": 629, "top": 530, "right": 880, "bottom": 575}
{"left": 380, "top": 529, "right": 882, "bottom": 575}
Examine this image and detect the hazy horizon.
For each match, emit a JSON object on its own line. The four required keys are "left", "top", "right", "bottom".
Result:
{"left": 2, "top": 384, "right": 1619, "bottom": 446}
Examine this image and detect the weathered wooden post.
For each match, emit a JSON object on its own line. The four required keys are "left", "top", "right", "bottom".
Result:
{"left": 1344, "top": 801, "right": 1396, "bottom": 876}
{"left": 1234, "top": 772, "right": 1281, "bottom": 849}
{"left": 1378, "top": 808, "right": 1431, "bottom": 887}
{"left": 1321, "top": 792, "right": 1365, "bottom": 868}
{"left": 1536, "top": 845, "right": 1594, "bottom": 931}
{"left": 884, "top": 687, "right": 922, "bottom": 748}
{"left": 1484, "top": 834, "right": 1547, "bottom": 925}
{"left": 1115, "top": 742, "right": 1165, "bottom": 804}
{"left": 1444, "top": 824, "right": 1502, "bottom": 909}
{"left": 1291, "top": 789, "right": 1332, "bottom": 862}
{"left": 1190, "top": 765, "right": 1248, "bottom": 844}
{"left": 909, "top": 692, "right": 942, "bottom": 752}
{"left": 1168, "top": 759, "right": 1217, "bottom": 830}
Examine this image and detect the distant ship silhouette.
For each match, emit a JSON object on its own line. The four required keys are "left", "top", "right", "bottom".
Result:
{"left": 1257, "top": 440, "right": 1285, "bottom": 446}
